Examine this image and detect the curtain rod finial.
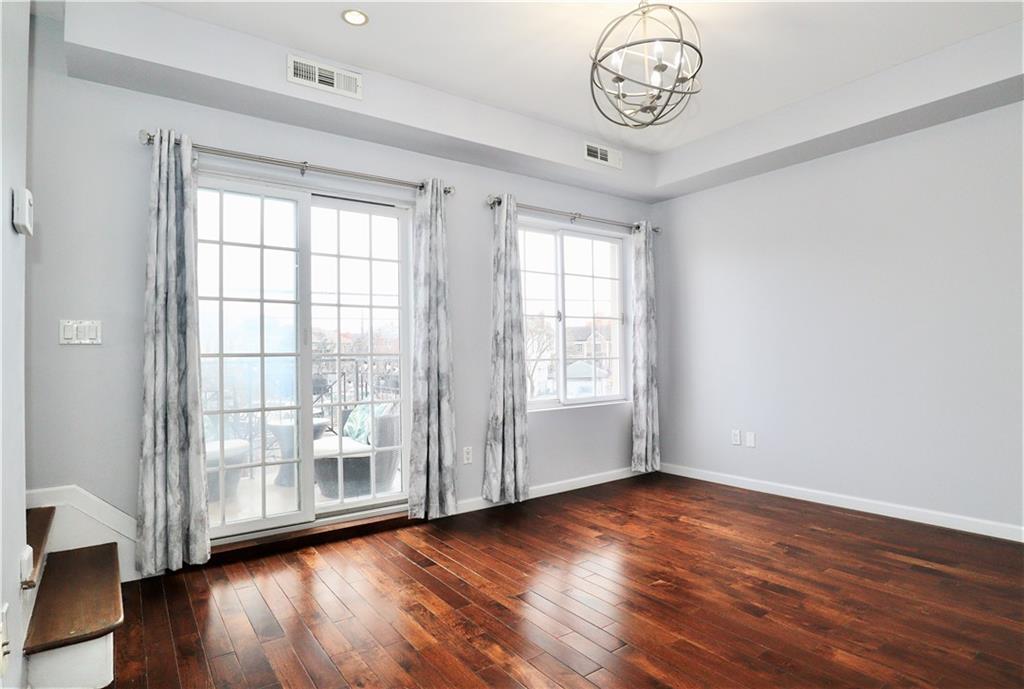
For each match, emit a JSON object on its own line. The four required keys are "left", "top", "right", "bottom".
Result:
{"left": 138, "top": 129, "right": 153, "bottom": 145}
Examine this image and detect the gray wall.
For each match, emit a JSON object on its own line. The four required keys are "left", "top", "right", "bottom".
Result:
{"left": 25, "top": 11, "right": 1021, "bottom": 549}
{"left": 2, "top": 3, "right": 30, "bottom": 687}
{"left": 652, "top": 102, "right": 1023, "bottom": 529}
{"left": 25, "top": 17, "right": 639, "bottom": 518}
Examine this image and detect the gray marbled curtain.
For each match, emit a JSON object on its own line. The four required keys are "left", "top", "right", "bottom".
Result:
{"left": 409, "top": 179, "right": 458, "bottom": 519}
{"left": 631, "top": 220, "right": 660, "bottom": 472}
{"left": 483, "top": 194, "right": 529, "bottom": 504}
{"left": 137, "top": 130, "right": 210, "bottom": 576}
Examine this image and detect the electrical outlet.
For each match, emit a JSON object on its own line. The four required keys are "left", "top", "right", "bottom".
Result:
{"left": 731, "top": 429, "right": 742, "bottom": 446}
{"left": 462, "top": 446, "right": 473, "bottom": 465}
{"left": 744, "top": 431, "right": 756, "bottom": 448}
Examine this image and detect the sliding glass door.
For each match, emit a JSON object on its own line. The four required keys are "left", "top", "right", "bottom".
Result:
{"left": 197, "top": 176, "right": 409, "bottom": 538}
{"left": 308, "top": 197, "right": 410, "bottom": 512}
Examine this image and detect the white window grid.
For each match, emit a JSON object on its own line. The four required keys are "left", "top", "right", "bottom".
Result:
{"left": 519, "top": 222, "right": 629, "bottom": 409}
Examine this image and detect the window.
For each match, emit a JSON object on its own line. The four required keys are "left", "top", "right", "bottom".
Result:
{"left": 519, "top": 225, "right": 626, "bottom": 407}
{"left": 197, "top": 177, "right": 410, "bottom": 538}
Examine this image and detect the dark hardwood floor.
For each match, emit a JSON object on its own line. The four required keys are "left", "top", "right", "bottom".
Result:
{"left": 115, "top": 473, "right": 1024, "bottom": 689}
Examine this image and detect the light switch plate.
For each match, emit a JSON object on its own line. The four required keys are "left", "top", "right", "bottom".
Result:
{"left": 59, "top": 320, "right": 102, "bottom": 345}
{"left": 744, "top": 431, "right": 756, "bottom": 448}
{"left": 462, "top": 446, "right": 473, "bottom": 465}
{"left": 730, "top": 429, "right": 742, "bottom": 446}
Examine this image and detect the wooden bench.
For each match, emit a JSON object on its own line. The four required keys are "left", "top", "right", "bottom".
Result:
{"left": 24, "top": 542, "right": 123, "bottom": 688}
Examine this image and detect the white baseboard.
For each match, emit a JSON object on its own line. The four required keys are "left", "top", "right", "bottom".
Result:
{"left": 26, "top": 467, "right": 641, "bottom": 579}
{"left": 659, "top": 463, "right": 1024, "bottom": 543}
{"left": 458, "top": 466, "right": 636, "bottom": 514}
{"left": 31, "top": 462, "right": 1019, "bottom": 577}
{"left": 26, "top": 485, "right": 142, "bottom": 582}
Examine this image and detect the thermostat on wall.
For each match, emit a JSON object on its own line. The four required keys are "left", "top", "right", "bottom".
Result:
{"left": 12, "top": 187, "right": 33, "bottom": 236}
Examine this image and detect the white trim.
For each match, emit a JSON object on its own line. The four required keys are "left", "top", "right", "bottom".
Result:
{"left": 528, "top": 399, "right": 631, "bottom": 414}
{"left": 457, "top": 466, "right": 635, "bottom": 514}
{"left": 659, "top": 463, "right": 1024, "bottom": 543}
{"left": 26, "top": 485, "right": 136, "bottom": 541}
{"left": 27, "top": 632, "right": 113, "bottom": 689}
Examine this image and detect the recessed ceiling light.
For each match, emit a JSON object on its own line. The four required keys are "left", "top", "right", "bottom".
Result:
{"left": 342, "top": 9, "right": 368, "bottom": 26}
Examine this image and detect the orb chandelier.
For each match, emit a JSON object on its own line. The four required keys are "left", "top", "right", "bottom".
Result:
{"left": 590, "top": 1, "right": 703, "bottom": 129}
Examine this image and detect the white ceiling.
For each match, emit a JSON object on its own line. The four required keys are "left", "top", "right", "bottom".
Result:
{"left": 151, "top": 2, "right": 1021, "bottom": 154}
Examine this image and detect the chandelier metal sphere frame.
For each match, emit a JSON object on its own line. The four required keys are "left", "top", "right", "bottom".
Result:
{"left": 590, "top": 1, "right": 703, "bottom": 129}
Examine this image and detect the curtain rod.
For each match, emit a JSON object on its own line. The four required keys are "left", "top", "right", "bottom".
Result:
{"left": 486, "top": 195, "right": 660, "bottom": 233}
{"left": 138, "top": 130, "right": 454, "bottom": 195}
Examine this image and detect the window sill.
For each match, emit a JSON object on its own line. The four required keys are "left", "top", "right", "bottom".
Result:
{"left": 527, "top": 399, "right": 632, "bottom": 414}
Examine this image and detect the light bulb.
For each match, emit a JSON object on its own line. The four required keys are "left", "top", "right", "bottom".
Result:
{"left": 654, "top": 40, "right": 664, "bottom": 62}
{"left": 611, "top": 49, "right": 624, "bottom": 72}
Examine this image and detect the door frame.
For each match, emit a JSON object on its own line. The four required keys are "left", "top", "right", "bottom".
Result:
{"left": 197, "top": 171, "right": 413, "bottom": 540}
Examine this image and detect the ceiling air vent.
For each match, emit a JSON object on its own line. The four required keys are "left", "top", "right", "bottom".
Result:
{"left": 287, "top": 55, "right": 362, "bottom": 100}
{"left": 584, "top": 142, "right": 623, "bottom": 169}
